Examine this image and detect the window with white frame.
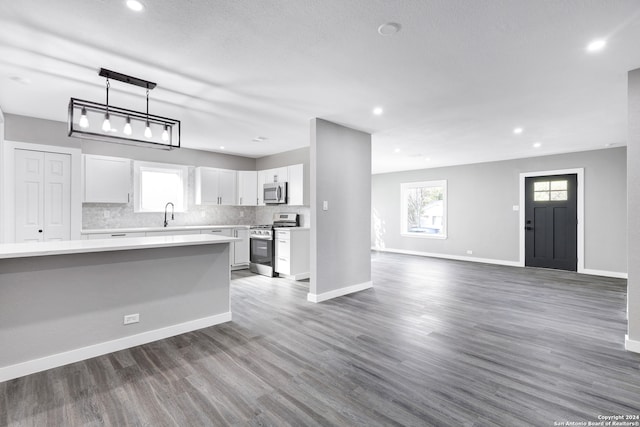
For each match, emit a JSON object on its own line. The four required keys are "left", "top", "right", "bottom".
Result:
{"left": 133, "top": 161, "right": 188, "bottom": 212}
{"left": 400, "top": 180, "right": 447, "bottom": 238}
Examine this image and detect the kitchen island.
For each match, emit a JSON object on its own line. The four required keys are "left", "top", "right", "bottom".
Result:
{"left": 0, "top": 234, "right": 238, "bottom": 382}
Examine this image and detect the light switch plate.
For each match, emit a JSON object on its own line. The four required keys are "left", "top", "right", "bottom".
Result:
{"left": 323, "top": 201, "right": 329, "bottom": 211}
{"left": 512, "top": 205, "right": 520, "bottom": 211}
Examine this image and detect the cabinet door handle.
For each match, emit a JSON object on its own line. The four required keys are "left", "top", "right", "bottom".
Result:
{"left": 210, "top": 230, "right": 222, "bottom": 233}
{"left": 279, "top": 240, "right": 287, "bottom": 243}
{"left": 127, "top": 193, "right": 130, "bottom": 203}
{"left": 240, "top": 197, "right": 243, "bottom": 205}
{"left": 111, "top": 233, "right": 126, "bottom": 237}
{"left": 279, "top": 257, "right": 287, "bottom": 261}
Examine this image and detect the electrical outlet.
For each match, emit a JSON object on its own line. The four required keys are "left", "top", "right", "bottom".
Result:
{"left": 200, "top": 211, "right": 206, "bottom": 218}
{"left": 123, "top": 313, "right": 139, "bottom": 325}
{"left": 240, "top": 211, "right": 244, "bottom": 218}
{"left": 466, "top": 250, "right": 473, "bottom": 255}
{"left": 103, "top": 210, "right": 110, "bottom": 219}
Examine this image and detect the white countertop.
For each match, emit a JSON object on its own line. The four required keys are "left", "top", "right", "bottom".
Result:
{"left": 82, "top": 225, "right": 250, "bottom": 234}
{"left": 0, "top": 234, "right": 239, "bottom": 260}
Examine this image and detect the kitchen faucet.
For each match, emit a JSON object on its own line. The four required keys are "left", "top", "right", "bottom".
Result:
{"left": 164, "top": 202, "right": 174, "bottom": 227}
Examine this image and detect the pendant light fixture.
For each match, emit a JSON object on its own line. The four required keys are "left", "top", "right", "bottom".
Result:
{"left": 144, "top": 89, "right": 152, "bottom": 138}
{"left": 67, "top": 68, "right": 180, "bottom": 150}
{"left": 123, "top": 116, "right": 132, "bottom": 135}
{"left": 79, "top": 107, "right": 89, "bottom": 128}
{"left": 101, "top": 78, "right": 111, "bottom": 132}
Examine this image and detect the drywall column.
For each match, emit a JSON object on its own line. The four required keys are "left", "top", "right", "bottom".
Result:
{"left": 628, "top": 68, "right": 640, "bottom": 352}
{"left": 0, "top": 107, "right": 4, "bottom": 243}
{"left": 308, "top": 119, "right": 372, "bottom": 303}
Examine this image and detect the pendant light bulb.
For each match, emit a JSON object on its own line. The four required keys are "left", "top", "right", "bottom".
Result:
{"left": 162, "top": 124, "right": 169, "bottom": 141}
{"left": 102, "top": 113, "right": 111, "bottom": 132}
{"left": 144, "top": 121, "right": 152, "bottom": 138}
{"left": 79, "top": 107, "right": 89, "bottom": 128}
{"left": 123, "top": 116, "right": 132, "bottom": 135}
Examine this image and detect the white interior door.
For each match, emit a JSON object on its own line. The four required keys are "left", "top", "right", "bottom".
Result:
{"left": 15, "top": 149, "right": 44, "bottom": 242}
{"left": 14, "top": 149, "right": 71, "bottom": 243}
{"left": 43, "top": 152, "right": 71, "bottom": 241}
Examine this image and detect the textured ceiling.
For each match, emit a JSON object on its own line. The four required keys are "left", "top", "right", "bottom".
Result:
{"left": 1, "top": 0, "right": 639, "bottom": 173}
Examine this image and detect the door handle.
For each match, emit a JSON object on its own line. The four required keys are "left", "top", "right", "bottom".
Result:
{"left": 525, "top": 226, "right": 533, "bottom": 231}
{"left": 38, "top": 229, "right": 43, "bottom": 233}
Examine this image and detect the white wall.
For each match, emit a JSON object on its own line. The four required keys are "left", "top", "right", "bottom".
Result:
{"left": 627, "top": 68, "right": 640, "bottom": 351}
{"left": 310, "top": 119, "right": 372, "bottom": 302}
{"left": 372, "top": 147, "right": 627, "bottom": 275}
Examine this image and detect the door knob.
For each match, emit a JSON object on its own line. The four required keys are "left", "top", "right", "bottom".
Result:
{"left": 525, "top": 226, "right": 533, "bottom": 231}
{"left": 38, "top": 229, "right": 43, "bottom": 233}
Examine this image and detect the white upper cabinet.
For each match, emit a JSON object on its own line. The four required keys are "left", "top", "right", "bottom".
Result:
{"left": 83, "top": 154, "right": 131, "bottom": 203}
{"left": 237, "top": 170, "right": 258, "bottom": 206}
{"left": 257, "top": 169, "right": 268, "bottom": 206}
{"left": 195, "top": 167, "right": 237, "bottom": 205}
{"left": 287, "top": 164, "right": 304, "bottom": 206}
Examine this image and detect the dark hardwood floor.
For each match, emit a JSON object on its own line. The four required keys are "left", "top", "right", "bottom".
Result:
{"left": 1, "top": 252, "right": 638, "bottom": 426}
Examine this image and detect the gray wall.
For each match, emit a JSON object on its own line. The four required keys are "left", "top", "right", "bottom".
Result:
{"left": 4, "top": 113, "right": 256, "bottom": 170}
{"left": 310, "top": 119, "right": 371, "bottom": 296}
{"left": 372, "top": 147, "right": 627, "bottom": 274}
{"left": 628, "top": 69, "right": 640, "bottom": 342}
{"left": 256, "top": 146, "right": 310, "bottom": 206}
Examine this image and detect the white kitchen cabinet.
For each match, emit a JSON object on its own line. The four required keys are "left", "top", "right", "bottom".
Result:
{"left": 233, "top": 228, "right": 250, "bottom": 265}
{"left": 286, "top": 163, "right": 304, "bottom": 206}
{"left": 83, "top": 154, "right": 131, "bottom": 203}
{"left": 145, "top": 230, "right": 200, "bottom": 236}
{"left": 263, "top": 167, "right": 287, "bottom": 184}
{"left": 257, "top": 169, "right": 268, "bottom": 206}
{"left": 274, "top": 228, "right": 310, "bottom": 280}
{"left": 237, "top": 170, "right": 258, "bottom": 206}
{"left": 200, "top": 227, "right": 249, "bottom": 269}
{"left": 87, "top": 232, "right": 145, "bottom": 239}
{"left": 195, "top": 167, "right": 237, "bottom": 205}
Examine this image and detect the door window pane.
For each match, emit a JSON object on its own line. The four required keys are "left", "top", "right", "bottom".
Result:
{"left": 550, "top": 191, "right": 568, "bottom": 201}
{"left": 534, "top": 191, "right": 550, "bottom": 201}
{"left": 534, "top": 182, "right": 550, "bottom": 191}
{"left": 550, "top": 180, "right": 567, "bottom": 190}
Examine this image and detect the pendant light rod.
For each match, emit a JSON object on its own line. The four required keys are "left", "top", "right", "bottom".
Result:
{"left": 105, "top": 78, "right": 110, "bottom": 113}
{"left": 98, "top": 68, "right": 157, "bottom": 90}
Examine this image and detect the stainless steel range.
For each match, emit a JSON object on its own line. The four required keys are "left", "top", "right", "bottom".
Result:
{"left": 249, "top": 213, "right": 299, "bottom": 277}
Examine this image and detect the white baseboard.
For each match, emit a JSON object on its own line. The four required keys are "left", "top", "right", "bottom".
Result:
{"left": 374, "top": 248, "right": 628, "bottom": 279}
{"left": 279, "top": 272, "right": 310, "bottom": 281}
{"left": 625, "top": 335, "right": 640, "bottom": 353}
{"left": 0, "top": 312, "right": 232, "bottom": 383}
{"left": 372, "top": 247, "right": 522, "bottom": 268}
{"left": 307, "top": 281, "right": 373, "bottom": 303}
{"left": 580, "top": 268, "right": 628, "bottom": 279}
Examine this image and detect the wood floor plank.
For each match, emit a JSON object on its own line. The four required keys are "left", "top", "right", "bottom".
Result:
{"left": 2, "top": 252, "right": 639, "bottom": 426}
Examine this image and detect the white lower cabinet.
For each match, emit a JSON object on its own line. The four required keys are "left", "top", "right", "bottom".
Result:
{"left": 274, "top": 228, "right": 310, "bottom": 280}
{"left": 86, "top": 232, "right": 146, "bottom": 239}
{"left": 83, "top": 227, "right": 250, "bottom": 270}
{"left": 145, "top": 230, "right": 200, "bottom": 236}
{"left": 200, "top": 228, "right": 249, "bottom": 269}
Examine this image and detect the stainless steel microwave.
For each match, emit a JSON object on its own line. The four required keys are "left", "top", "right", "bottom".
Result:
{"left": 264, "top": 182, "right": 287, "bottom": 204}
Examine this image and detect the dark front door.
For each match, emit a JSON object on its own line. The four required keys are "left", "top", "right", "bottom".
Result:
{"left": 525, "top": 174, "right": 578, "bottom": 271}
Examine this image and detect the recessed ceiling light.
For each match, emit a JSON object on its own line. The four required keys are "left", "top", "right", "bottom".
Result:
{"left": 378, "top": 22, "right": 401, "bottom": 36}
{"left": 220, "top": 146, "right": 225, "bottom": 150}
{"left": 394, "top": 148, "right": 401, "bottom": 153}
{"left": 586, "top": 39, "right": 606, "bottom": 52}
{"left": 513, "top": 127, "right": 523, "bottom": 134}
{"left": 533, "top": 142, "right": 542, "bottom": 148}
{"left": 126, "top": 0, "right": 145, "bottom": 12}
{"left": 424, "top": 157, "right": 431, "bottom": 162}
{"left": 252, "top": 136, "right": 268, "bottom": 142}
{"left": 604, "top": 143, "right": 615, "bottom": 147}
{"left": 373, "top": 107, "right": 383, "bottom": 115}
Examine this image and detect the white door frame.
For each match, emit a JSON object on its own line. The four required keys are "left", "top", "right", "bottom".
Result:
{"left": 2, "top": 140, "right": 82, "bottom": 243}
{"left": 518, "top": 168, "right": 585, "bottom": 273}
